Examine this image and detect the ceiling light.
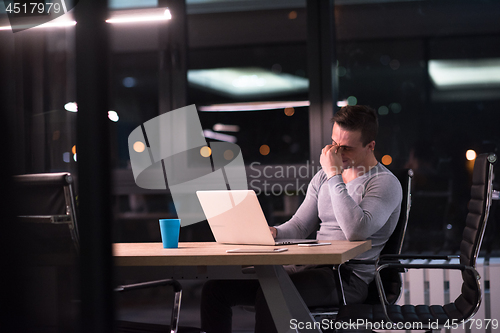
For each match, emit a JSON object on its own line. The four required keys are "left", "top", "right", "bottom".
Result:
{"left": 199, "top": 101, "right": 310, "bottom": 112}
{"left": 108, "top": 111, "right": 119, "bottom": 122}
{"left": 0, "top": 17, "right": 76, "bottom": 30}
{"left": 106, "top": 7, "right": 171, "bottom": 24}
{"left": 64, "top": 102, "right": 78, "bottom": 112}
{"left": 429, "top": 58, "right": 500, "bottom": 90}
{"left": 199, "top": 100, "right": 354, "bottom": 112}
{"left": 203, "top": 130, "right": 237, "bottom": 143}
{"left": 213, "top": 124, "right": 240, "bottom": 132}
{"left": 188, "top": 67, "right": 309, "bottom": 98}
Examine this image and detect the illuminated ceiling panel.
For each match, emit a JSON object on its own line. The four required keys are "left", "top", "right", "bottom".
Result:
{"left": 429, "top": 58, "right": 500, "bottom": 90}
{"left": 188, "top": 67, "right": 309, "bottom": 98}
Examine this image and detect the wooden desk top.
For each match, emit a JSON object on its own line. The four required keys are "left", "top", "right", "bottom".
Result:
{"left": 113, "top": 241, "right": 371, "bottom": 266}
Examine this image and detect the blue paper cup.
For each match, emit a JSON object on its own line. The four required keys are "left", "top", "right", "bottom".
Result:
{"left": 159, "top": 219, "right": 180, "bottom": 248}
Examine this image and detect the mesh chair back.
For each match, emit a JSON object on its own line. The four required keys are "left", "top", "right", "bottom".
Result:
{"left": 451, "top": 153, "right": 496, "bottom": 320}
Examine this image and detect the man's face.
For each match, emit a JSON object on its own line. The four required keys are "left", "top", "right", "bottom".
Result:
{"left": 331, "top": 122, "right": 375, "bottom": 169}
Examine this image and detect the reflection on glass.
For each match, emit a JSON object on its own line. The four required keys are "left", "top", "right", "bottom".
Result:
{"left": 188, "top": 67, "right": 309, "bottom": 99}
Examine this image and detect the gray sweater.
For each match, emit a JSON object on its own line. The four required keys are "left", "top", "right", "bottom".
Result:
{"left": 275, "top": 163, "right": 402, "bottom": 283}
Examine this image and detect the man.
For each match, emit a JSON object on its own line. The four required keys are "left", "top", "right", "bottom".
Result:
{"left": 200, "top": 105, "right": 402, "bottom": 333}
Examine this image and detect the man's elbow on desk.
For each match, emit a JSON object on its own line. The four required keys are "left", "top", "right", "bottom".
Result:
{"left": 342, "top": 231, "right": 370, "bottom": 242}
{"left": 339, "top": 217, "right": 377, "bottom": 241}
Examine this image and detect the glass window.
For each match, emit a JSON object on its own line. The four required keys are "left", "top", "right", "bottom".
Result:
{"left": 110, "top": 51, "right": 159, "bottom": 169}
{"left": 335, "top": 5, "right": 500, "bottom": 253}
{"left": 188, "top": 44, "right": 310, "bottom": 165}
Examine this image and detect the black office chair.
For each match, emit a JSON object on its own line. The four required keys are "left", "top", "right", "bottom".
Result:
{"left": 311, "top": 169, "right": 413, "bottom": 318}
{"left": 13, "top": 172, "right": 80, "bottom": 331}
{"left": 115, "top": 279, "right": 204, "bottom": 333}
{"left": 363, "top": 168, "right": 413, "bottom": 305}
{"left": 13, "top": 172, "right": 201, "bottom": 333}
{"left": 335, "top": 153, "right": 497, "bottom": 332}
{"left": 13, "top": 172, "right": 80, "bottom": 254}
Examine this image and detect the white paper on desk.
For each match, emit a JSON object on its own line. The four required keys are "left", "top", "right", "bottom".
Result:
{"left": 226, "top": 248, "right": 288, "bottom": 253}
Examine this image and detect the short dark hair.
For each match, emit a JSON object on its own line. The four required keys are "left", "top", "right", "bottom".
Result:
{"left": 331, "top": 105, "right": 378, "bottom": 146}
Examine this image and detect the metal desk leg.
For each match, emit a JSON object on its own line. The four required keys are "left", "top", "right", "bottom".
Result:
{"left": 255, "top": 265, "right": 322, "bottom": 333}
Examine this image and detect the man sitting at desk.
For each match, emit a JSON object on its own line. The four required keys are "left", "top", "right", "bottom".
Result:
{"left": 200, "top": 105, "right": 402, "bottom": 333}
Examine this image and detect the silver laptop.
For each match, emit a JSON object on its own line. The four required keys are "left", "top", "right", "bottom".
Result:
{"left": 196, "top": 190, "right": 317, "bottom": 246}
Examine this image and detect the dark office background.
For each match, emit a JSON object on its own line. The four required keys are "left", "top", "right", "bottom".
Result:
{"left": 2, "top": 0, "right": 500, "bottom": 331}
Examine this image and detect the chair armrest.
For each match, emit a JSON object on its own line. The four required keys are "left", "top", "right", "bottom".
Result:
{"left": 115, "top": 278, "right": 182, "bottom": 293}
{"left": 377, "top": 262, "right": 477, "bottom": 273}
{"left": 115, "top": 279, "right": 183, "bottom": 333}
{"left": 373, "top": 262, "right": 480, "bottom": 324}
{"left": 345, "top": 259, "right": 377, "bottom": 265}
{"left": 379, "top": 254, "right": 459, "bottom": 261}
{"left": 18, "top": 215, "right": 72, "bottom": 224}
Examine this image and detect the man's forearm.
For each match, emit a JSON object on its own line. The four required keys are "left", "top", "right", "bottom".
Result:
{"left": 327, "top": 173, "right": 402, "bottom": 241}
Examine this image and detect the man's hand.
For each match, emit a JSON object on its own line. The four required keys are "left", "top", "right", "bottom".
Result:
{"left": 320, "top": 144, "right": 343, "bottom": 179}
{"left": 269, "top": 227, "right": 277, "bottom": 239}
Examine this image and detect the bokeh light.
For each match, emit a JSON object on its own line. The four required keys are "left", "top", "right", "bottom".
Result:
{"left": 122, "top": 77, "right": 136, "bottom": 88}
{"left": 108, "top": 110, "right": 119, "bottom": 122}
{"left": 64, "top": 102, "right": 78, "bottom": 112}
{"left": 381, "top": 154, "right": 392, "bottom": 165}
{"left": 200, "top": 146, "right": 212, "bottom": 157}
{"left": 224, "top": 150, "right": 234, "bottom": 160}
{"left": 466, "top": 150, "right": 477, "bottom": 161}
{"left": 347, "top": 96, "right": 357, "bottom": 105}
{"left": 133, "top": 141, "right": 146, "bottom": 153}
{"left": 284, "top": 107, "right": 295, "bottom": 116}
{"left": 389, "top": 59, "right": 400, "bottom": 70}
{"left": 390, "top": 103, "right": 402, "bottom": 113}
{"left": 378, "top": 106, "right": 389, "bottom": 115}
{"left": 63, "top": 152, "right": 71, "bottom": 163}
{"left": 260, "top": 144, "right": 270, "bottom": 156}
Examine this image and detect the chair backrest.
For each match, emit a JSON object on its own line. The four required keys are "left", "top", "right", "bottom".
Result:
{"left": 13, "top": 172, "right": 80, "bottom": 253}
{"left": 364, "top": 169, "right": 413, "bottom": 305}
{"left": 451, "top": 153, "right": 496, "bottom": 320}
{"left": 381, "top": 169, "right": 413, "bottom": 256}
